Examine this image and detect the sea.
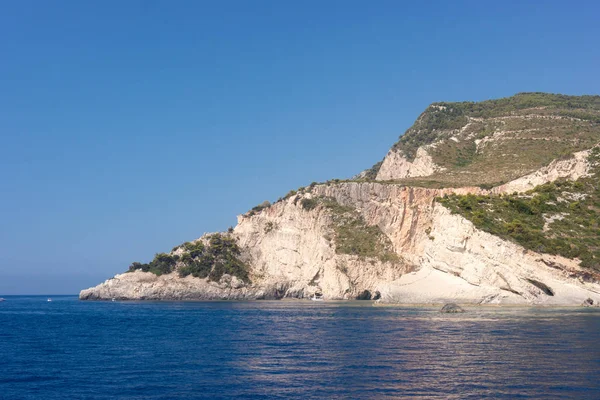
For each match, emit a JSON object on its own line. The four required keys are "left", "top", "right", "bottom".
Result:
{"left": 1, "top": 296, "right": 599, "bottom": 399}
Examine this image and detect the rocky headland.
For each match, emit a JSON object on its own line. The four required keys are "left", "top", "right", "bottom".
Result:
{"left": 80, "top": 93, "right": 600, "bottom": 305}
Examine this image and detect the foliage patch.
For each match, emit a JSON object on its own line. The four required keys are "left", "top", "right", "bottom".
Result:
{"left": 129, "top": 234, "right": 250, "bottom": 283}
{"left": 309, "top": 196, "right": 399, "bottom": 263}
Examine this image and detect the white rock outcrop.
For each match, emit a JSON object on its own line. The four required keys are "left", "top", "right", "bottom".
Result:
{"left": 376, "top": 147, "right": 441, "bottom": 180}
{"left": 79, "top": 270, "right": 273, "bottom": 301}
{"left": 234, "top": 198, "right": 409, "bottom": 300}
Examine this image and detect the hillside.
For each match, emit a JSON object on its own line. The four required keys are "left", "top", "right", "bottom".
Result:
{"left": 80, "top": 93, "right": 600, "bottom": 306}
{"left": 368, "top": 92, "right": 600, "bottom": 187}
{"left": 440, "top": 145, "right": 600, "bottom": 273}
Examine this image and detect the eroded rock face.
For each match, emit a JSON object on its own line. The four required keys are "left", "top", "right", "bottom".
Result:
{"left": 376, "top": 147, "right": 441, "bottom": 181}
{"left": 234, "top": 197, "right": 410, "bottom": 300}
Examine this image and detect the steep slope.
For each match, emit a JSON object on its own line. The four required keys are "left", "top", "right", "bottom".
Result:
{"left": 81, "top": 93, "right": 600, "bottom": 305}
{"left": 373, "top": 93, "right": 600, "bottom": 187}
{"left": 441, "top": 146, "right": 600, "bottom": 272}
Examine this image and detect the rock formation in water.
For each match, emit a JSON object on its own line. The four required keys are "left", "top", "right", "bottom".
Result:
{"left": 80, "top": 93, "right": 600, "bottom": 305}
{"left": 440, "top": 303, "right": 465, "bottom": 313}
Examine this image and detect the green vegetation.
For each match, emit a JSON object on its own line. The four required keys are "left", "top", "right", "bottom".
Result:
{"left": 247, "top": 200, "right": 271, "bottom": 216}
{"left": 438, "top": 148, "right": 600, "bottom": 272}
{"left": 306, "top": 196, "right": 399, "bottom": 263}
{"left": 286, "top": 189, "right": 297, "bottom": 197}
{"left": 129, "top": 233, "right": 250, "bottom": 283}
{"left": 396, "top": 93, "right": 600, "bottom": 159}
{"left": 300, "top": 197, "right": 319, "bottom": 211}
{"left": 445, "top": 92, "right": 600, "bottom": 119}
{"left": 128, "top": 253, "right": 179, "bottom": 276}
{"left": 180, "top": 234, "right": 250, "bottom": 282}
{"left": 394, "top": 104, "right": 469, "bottom": 160}
{"left": 264, "top": 221, "right": 275, "bottom": 233}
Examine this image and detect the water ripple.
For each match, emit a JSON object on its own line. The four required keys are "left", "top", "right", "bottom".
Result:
{"left": 1, "top": 298, "right": 599, "bottom": 399}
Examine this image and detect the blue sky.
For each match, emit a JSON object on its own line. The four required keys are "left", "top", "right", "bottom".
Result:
{"left": 1, "top": 1, "right": 599, "bottom": 294}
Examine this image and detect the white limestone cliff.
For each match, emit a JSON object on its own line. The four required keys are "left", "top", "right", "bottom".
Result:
{"left": 376, "top": 147, "right": 441, "bottom": 180}
{"left": 311, "top": 181, "right": 600, "bottom": 305}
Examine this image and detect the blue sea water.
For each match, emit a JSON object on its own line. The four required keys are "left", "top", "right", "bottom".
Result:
{"left": 1, "top": 297, "right": 600, "bottom": 399}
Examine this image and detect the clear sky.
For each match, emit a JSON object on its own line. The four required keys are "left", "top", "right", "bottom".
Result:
{"left": 1, "top": 1, "right": 599, "bottom": 294}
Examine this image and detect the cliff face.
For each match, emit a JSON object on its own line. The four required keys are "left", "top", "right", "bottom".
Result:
{"left": 80, "top": 93, "right": 600, "bottom": 305}
{"left": 234, "top": 198, "right": 409, "bottom": 300}
{"left": 311, "top": 181, "right": 600, "bottom": 305}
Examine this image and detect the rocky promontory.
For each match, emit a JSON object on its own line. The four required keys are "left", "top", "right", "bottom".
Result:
{"left": 81, "top": 93, "right": 600, "bottom": 305}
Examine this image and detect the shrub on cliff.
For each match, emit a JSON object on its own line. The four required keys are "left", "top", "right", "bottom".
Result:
{"left": 246, "top": 200, "right": 271, "bottom": 216}
{"left": 179, "top": 256, "right": 212, "bottom": 279}
{"left": 300, "top": 198, "right": 318, "bottom": 211}
{"left": 178, "top": 234, "right": 250, "bottom": 283}
{"left": 128, "top": 253, "right": 177, "bottom": 276}
{"left": 128, "top": 234, "right": 251, "bottom": 283}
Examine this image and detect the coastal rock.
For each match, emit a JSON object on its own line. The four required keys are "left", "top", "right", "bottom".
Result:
{"left": 356, "top": 290, "right": 373, "bottom": 300}
{"left": 440, "top": 303, "right": 465, "bottom": 313}
{"left": 582, "top": 298, "right": 595, "bottom": 307}
{"left": 78, "top": 271, "right": 267, "bottom": 301}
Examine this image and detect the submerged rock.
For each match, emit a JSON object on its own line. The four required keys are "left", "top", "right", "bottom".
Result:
{"left": 582, "top": 298, "right": 595, "bottom": 307}
{"left": 440, "top": 303, "right": 465, "bottom": 313}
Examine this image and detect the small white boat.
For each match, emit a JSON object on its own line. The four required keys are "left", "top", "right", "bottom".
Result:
{"left": 311, "top": 294, "right": 324, "bottom": 301}
{"left": 0, "top": 298, "right": 5, "bottom": 302}
{"left": 47, "top": 298, "right": 52, "bottom": 302}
